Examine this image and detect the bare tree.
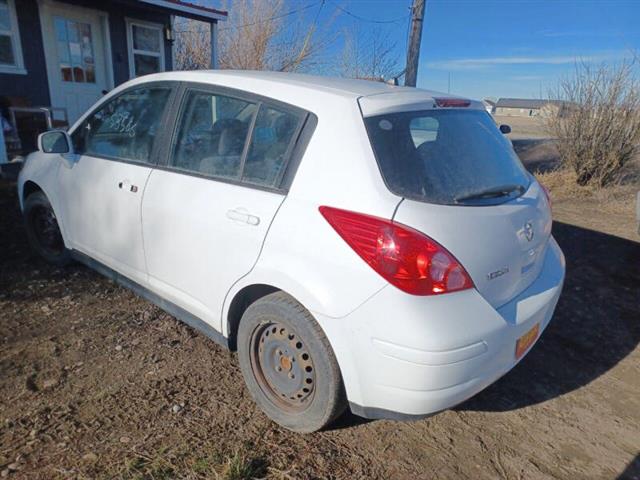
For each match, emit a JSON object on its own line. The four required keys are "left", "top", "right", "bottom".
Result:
{"left": 339, "top": 27, "right": 400, "bottom": 81}
{"left": 174, "top": 0, "right": 333, "bottom": 72}
{"left": 174, "top": 19, "right": 211, "bottom": 70}
{"left": 545, "top": 60, "right": 640, "bottom": 187}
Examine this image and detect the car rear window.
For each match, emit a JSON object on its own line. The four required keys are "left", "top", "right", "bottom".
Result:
{"left": 364, "top": 109, "right": 530, "bottom": 205}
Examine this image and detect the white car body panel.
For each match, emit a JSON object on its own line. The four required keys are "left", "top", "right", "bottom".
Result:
{"left": 394, "top": 182, "right": 553, "bottom": 308}
{"left": 57, "top": 156, "right": 152, "bottom": 285}
{"left": 142, "top": 169, "right": 286, "bottom": 330}
{"left": 17, "top": 71, "right": 565, "bottom": 420}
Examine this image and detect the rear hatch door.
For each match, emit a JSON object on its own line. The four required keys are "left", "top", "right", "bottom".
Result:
{"left": 361, "top": 98, "right": 552, "bottom": 307}
{"left": 394, "top": 185, "right": 551, "bottom": 308}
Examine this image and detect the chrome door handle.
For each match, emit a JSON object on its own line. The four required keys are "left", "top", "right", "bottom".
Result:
{"left": 226, "top": 209, "right": 260, "bottom": 226}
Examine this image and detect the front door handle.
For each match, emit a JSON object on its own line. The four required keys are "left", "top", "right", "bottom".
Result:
{"left": 118, "top": 180, "right": 138, "bottom": 193}
{"left": 226, "top": 208, "right": 260, "bottom": 226}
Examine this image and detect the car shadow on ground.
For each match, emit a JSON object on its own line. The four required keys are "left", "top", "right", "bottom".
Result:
{"left": 617, "top": 453, "right": 640, "bottom": 480}
{"left": 459, "top": 221, "right": 640, "bottom": 413}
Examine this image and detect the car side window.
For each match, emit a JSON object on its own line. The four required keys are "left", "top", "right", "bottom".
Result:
{"left": 71, "top": 87, "right": 171, "bottom": 163}
{"left": 242, "top": 105, "right": 301, "bottom": 188}
{"left": 171, "top": 90, "right": 257, "bottom": 179}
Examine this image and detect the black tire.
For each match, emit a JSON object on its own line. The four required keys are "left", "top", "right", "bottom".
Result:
{"left": 23, "top": 191, "right": 71, "bottom": 266}
{"left": 237, "top": 291, "right": 347, "bottom": 433}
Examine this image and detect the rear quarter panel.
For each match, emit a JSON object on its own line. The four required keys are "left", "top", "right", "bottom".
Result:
{"left": 222, "top": 96, "right": 402, "bottom": 329}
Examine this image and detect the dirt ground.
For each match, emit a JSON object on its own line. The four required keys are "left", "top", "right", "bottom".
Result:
{"left": 494, "top": 115, "right": 548, "bottom": 140}
{"left": 1, "top": 167, "right": 639, "bottom": 479}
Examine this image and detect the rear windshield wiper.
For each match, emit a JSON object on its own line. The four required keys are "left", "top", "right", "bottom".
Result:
{"left": 455, "top": 184, "right": 525, "bottom": 203}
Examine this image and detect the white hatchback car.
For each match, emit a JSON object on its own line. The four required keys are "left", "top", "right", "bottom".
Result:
{"left": 18, "top": 71, "right": 565, "bottom": 432}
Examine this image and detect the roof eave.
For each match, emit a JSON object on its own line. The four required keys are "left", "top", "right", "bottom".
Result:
{"left": 137, "top": 0, "right": 228, "bottom": 21}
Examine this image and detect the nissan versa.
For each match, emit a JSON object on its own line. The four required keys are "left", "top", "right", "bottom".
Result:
{"left": 18, "top": 71, "right": 565, "bottom": 432}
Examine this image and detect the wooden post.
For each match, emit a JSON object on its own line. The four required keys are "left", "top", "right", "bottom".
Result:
{"left": 210, "top": 21, "right": 218, "bottom": 69}
{"left": 404, "top": 0, "right": 426, "bottom": 87}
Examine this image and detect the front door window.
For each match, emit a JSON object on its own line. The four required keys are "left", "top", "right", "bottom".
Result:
{"left": 54, "top": 16, "right": 95, "bottom": 83}
{"left": 72, "top": 87, "right": 171, "bottom": 163}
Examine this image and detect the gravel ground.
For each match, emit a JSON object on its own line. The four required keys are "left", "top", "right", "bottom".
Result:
{"left": 0, "top": 178, "right": 639, "bottom": 480}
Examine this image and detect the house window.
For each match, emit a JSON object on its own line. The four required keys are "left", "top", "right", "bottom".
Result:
{"left": 54, "top": 17, "right": 96, "bottom": 83}
{"left": 0, "top": 0, "right": 25, "bottom": 74}
{"left": 126, "top": 20, "right": 165, "bottom": 78}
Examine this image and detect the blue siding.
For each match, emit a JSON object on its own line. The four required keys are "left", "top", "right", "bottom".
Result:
{"left": 0, "top": 0, "right": 50, "bottom": 107}
{"left": 0, "top": 0, "right": 175, "bottom": 109}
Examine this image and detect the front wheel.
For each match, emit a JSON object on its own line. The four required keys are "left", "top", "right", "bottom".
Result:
{"left": 23, "top": 191, "right": 71, "bottom": 266}
{"left": 237, "top": 292, "right": 346, "bottom": 433}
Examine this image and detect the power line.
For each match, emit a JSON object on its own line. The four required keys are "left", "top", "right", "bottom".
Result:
{"left": 175, "top": 0, "right": 411, "bottom": 35}
{"left": 174, "top": 1, "right": 321, "bottom": 33}
{"left": 328, "top": 0, "right": 411, "bottom": 24}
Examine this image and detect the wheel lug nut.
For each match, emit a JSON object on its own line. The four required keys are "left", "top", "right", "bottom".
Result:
{"left": 276, "top": 366, "right": 282, "bottom": 372}
{"left": 288, "top": 372, "right": 295, "bottom": 379}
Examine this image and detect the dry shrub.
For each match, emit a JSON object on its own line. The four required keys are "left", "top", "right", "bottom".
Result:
{"left": 174, "top": 0, "right": 334, "bottom": 72}
{"left": 339, "top": 27, "right": 400, "bottom": 81}
{"left": 174, "top": 20, "right": 212, "bottom": 70}
{"left": 545, "top": 60, "right": 640, "bottom": 188}
{"left": 535, "top": 168, "right": 590, "bottom": 199}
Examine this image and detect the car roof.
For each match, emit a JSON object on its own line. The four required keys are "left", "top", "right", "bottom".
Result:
{"left": 132, "top": 70, "right": 420, "bottom": 97}
{"left": 117, "top": 70, "right": 482, "bottom": 116}
{"left": 134, "top": 69, "right": 470, "bottom": 98}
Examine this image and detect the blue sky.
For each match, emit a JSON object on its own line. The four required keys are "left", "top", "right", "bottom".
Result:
{"left": 205, "top": 0, "right": 640, "bottom": 100}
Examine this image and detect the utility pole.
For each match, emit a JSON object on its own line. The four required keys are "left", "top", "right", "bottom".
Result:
{"left": 405, "top": 0, "right": 426, "bottom": 87}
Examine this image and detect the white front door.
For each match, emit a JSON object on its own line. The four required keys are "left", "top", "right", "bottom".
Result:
{"left": 40, "top": 1, "right": 111, "bottom": 123}
{"left": 56, "top": 85, "right": 173, "bottom": 285}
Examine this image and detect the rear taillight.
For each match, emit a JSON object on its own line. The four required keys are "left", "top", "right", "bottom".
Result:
{"left": 434, "top": 97, "right": 471, "bottom": 108}
{"left": 319, "top": 206, "right": 474, "bottom": 296}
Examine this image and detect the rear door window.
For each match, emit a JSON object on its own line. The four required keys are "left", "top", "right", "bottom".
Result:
{"left": 242, "top": 105, "right": 301, "bottom": 188}
{"left": 170, "top": 88, "right": 304, "bottom": 189}
{"left": 364, "top": 109, "right": 530, "bottom": 205}
{"left": 171, "top": 90, "right": 257, "bottom": 179}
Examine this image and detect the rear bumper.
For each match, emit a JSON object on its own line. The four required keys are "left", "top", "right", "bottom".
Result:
{"left": 322, "top": 236, "right": 565, "bottom": 419}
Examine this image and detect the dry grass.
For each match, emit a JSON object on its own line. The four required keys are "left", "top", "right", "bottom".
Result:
{"left": 117, "top": 444, "right": 270, "bottom": 480}
{"left": 536, "top": 166, "right": 638, "bottom": 219}
{"left": 493, "top": 115, "right": 548, "bottom": 139}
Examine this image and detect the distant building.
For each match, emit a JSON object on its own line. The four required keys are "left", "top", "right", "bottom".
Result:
{"left": 495, "top": 98, "right": 566, "bottom": 117}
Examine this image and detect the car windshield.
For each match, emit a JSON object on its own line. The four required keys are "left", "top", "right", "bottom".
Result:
{"left": 364, "top": 109, "right": 530, "bottom": 205}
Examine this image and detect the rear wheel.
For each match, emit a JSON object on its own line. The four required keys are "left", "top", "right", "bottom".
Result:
{"left": 237, "top": 291, "right": 346, "bottom": 432}
{"left": 23, "top": 191, "right": 70, "bottom": 266}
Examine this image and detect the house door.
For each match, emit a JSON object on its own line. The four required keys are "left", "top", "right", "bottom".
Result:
{"left": 39, "top": 2, "right": 111, "bottom": 123}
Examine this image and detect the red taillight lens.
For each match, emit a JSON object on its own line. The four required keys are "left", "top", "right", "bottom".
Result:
{"left": 434, "top": 97, "right": 471, "bottom": 108}
{"left": 319, "top": 206, "right": 474, "bottom": 296}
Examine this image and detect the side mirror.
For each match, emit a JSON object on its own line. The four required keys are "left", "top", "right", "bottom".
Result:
{"left": 38, "top": 130, "right": 71, "bottom": 154}
{"left": 499, "top": 124, "right": 511, "bottom": 134}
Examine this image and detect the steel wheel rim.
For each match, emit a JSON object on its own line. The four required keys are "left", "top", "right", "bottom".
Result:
{"left": 249, "top": 321, "right": 316, "bottom": 413}
{"left": 30, "top": 205, "right": 64, "bottom": 255}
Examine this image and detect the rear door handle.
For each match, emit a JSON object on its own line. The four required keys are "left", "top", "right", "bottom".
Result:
{"left": 226, "top": 208, "right": 260, "bottom": 226}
